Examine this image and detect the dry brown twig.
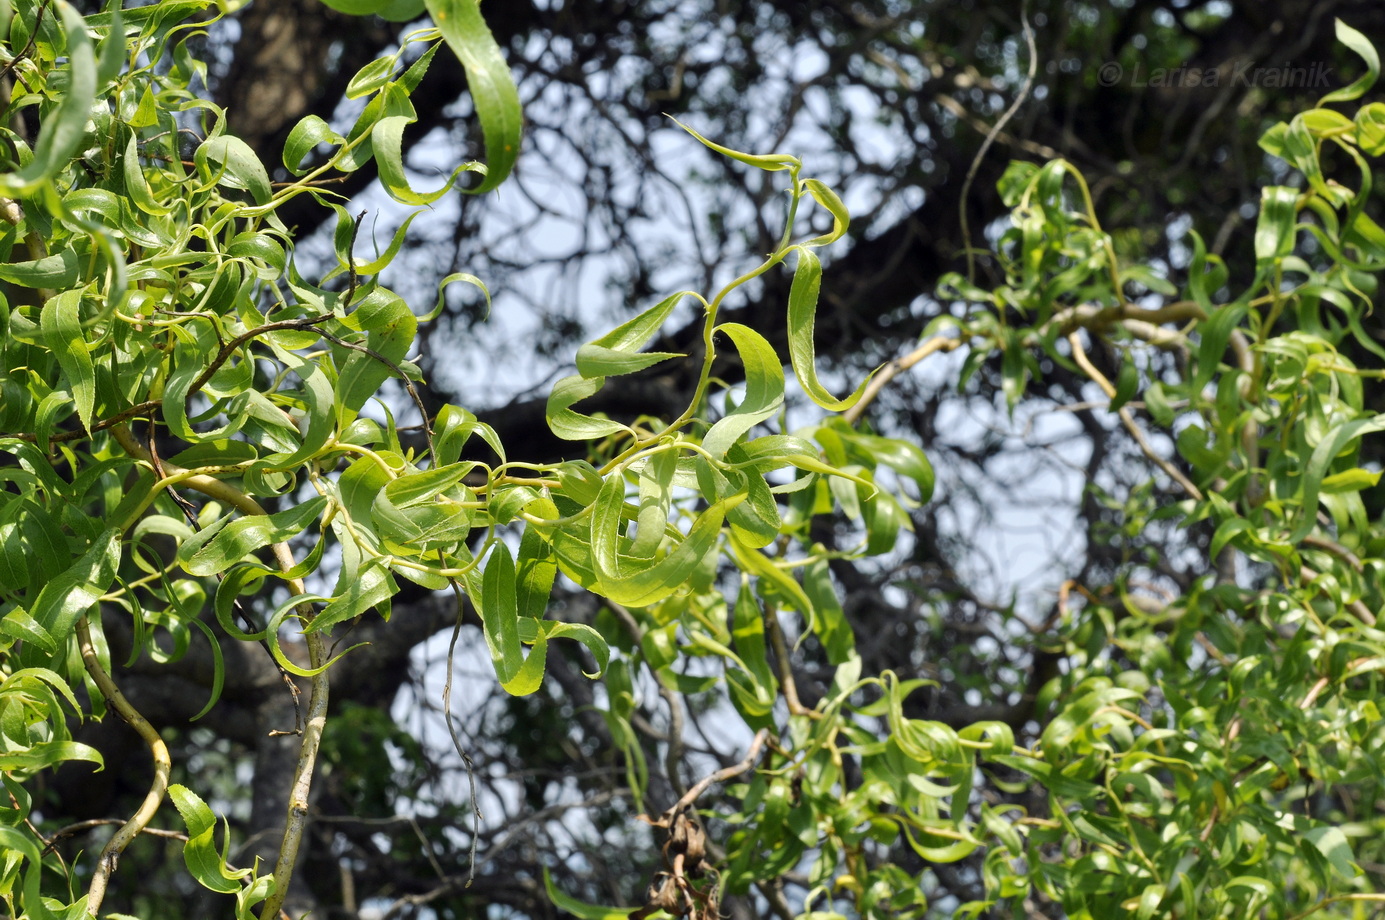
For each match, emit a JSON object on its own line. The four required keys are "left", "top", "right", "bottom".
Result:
{"left": 628, "top": 729, "right": 770, "bottom": 920}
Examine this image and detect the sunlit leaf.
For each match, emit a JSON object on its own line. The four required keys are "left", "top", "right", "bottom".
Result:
{"left": 787, "top": 247, "right": 875, "bottom": 410}
{"left": 425, "top": 0, "right": 523, "bottom": 193}
{"left": 1319, "top": 19, "right": 1379, "bottom": 104}
{"left": 40, "top": 290, "right": 95, "bottom": 434}
{"left": 704, "top": 323, "right": 785, "bottom": 458}
{"left": 167, "top": 784, "right": 252, "bottom": 894}
{"left": 0, "top": 2, "right": 95, "bottom": 196}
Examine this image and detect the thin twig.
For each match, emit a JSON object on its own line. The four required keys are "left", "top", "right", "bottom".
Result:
{"left": 1302, "top": 534, "right": 1365, "bottom": 572}
{"left": 342, "top": 209, "right": 367, "bottom": 311}
{"left": 1298, "top": 564, "right": 1376, "bottom": 627}
{"left": 1067, "top": 331, "right": 1203, "bottom": 501}
{"left": 441, "top": 576, "right": 482, "bottom": 889}
{"left": 960, "top": 0, "right": 1037, "bottom": 284}
{"left": 658, "top": 728, "right": 768, "bottom": 822}
{"left": 763, "top": 603, "right": 813, "bottom": 717}
{"left": 758, "top": 877, "right": 795, "bottom": 920}
{"left": 606, "top": 602, "right": 688, "bottom": 795}
{"left": 44, "top": 819, "right": 188, "bottom": 855}
{"left": 315, "top": 327, "right": 436, "bottom": 459}
{"left": 184, "top": 312, "right": 335, "bottom": 402}
{"left": 0, "top": 0, "right": 52, "bottom": 85}
{"left": 843, "top": 333, "right": 966, "bottom": 426}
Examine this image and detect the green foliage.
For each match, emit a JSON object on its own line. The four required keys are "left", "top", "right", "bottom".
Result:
{"left": 4, "top": 2, "right": 1385, "bottom": 919}
{"left": 925, "top": 18, "right": 1385, "bottom": 918}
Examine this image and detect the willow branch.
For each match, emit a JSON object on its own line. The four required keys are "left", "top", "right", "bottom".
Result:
{"left": 78, "top": 616, "right": 171, "bottom": 917}
{"left": 1067, "top": 331, "right": 1203, "bottom": 501}
{"left": 959, "top": 0, "right": 1036, "bottom": 283}
{"left": 658, "top": 728, "right": 768, "bottom": 822}
{"left": 106, "top": 425, "right": 328, "bottom": 919}
{"left": 763, "top": 603, "right": 812, "bottom": 717}
{"left": 843, "top": 333, "right": 966, "bottom": 426}
{"left": 258, "top": 548, "right": 329, "bottom": 920}
{"left": 843, "top": 299, "right": 1206, "bottom": 430}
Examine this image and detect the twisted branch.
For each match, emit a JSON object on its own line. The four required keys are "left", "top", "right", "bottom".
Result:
{"left": 77, "top": 616, "right": 171, "bottom": 917}
{"left": 107, "top": 425, "right": 328, "bottom": 919}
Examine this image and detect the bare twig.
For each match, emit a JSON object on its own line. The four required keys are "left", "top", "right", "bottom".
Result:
{"left": 658, "top": 728, "right": 769, "bottom": 823}
{"left": 441, "top": 576, "right": 482, "bottom": 888}
{"left": 44, "top": 819, "right": 188, "bottom": 855}
{"left": 763, "top": 603, "right": 813, "bottom": 717}
{"left": 1067, "top": 330, "right": 1203, "bottom": 501}
{"left": 315, "top": 326, "right": 436, "bottom": 459}
{"left": 959, "top": 0, "right": 1037, "bottom": 284}
{"left": 843, "top": 333, "right": 966, "bottom": 425}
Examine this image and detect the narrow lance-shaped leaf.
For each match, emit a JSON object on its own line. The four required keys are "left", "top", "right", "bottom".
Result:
{"left": 422, "top": 271, "right": 491, "bottom": 322}
{"left": 124, "top": 134, "right": 173, "bottom": 216}
{"left": 334, "top": 290, "right": 419, "bottom": 427}
{"left": 40, "top": 290, "right": 96, "bottom": 435}
{"left": 1254, "top": 185, "right": 1300, "bottom": 268}
{"left": 196, "top": 135, "right": 274, "bottom": 206}
{"left": 703, "top": 323, "right": 785, "bottom": 459}
{"left": 0, "top": 740, "right": 104, "bottom": 771}
{"left": 482, "top": 541, "right": 553, "bottom": 695}
{"left": 516, "top": 524, "right": 557, "bottom": 619}
{"left": 803, "top": 178, "right": 850, "bottom": 246}
{"left": 732, "top": 581, "right": 778, "bottom": 692}
{"left": 94, "top": 3, "right": 125, "bottom": 84}
{"left": 542, "top": 867, "right": 637, "bottom": 920}
{"left": 630, "top": 446, "right": 678, "bottom": 558}
{"left": 307, "top": 558, "right": 397, "bottom": 634}
{"left": 1319, "top": 19, "right": 1379, "bottom": 104}
{"left": 1291, "top": 414, "right": 1385, "bottom": 543}
{"left": 591, "top": 472, "right": 744, "bottom": 607}
{"left": 671, "top": 117, "right": 801, "bottom": 172}
{"left": 371, "top": 84, "right": 485, "bottom": 204}
{"left": 182, "top": 497, "right": 327, "bottom": 577}
{"left": 283, "top": 114, "right": 344, "bottom": 175}
{"left": 827, "top": 423, "right": 935, "bottom": 501}
{"left": 575, "top": 291, "right": 692, "bottom": 377}
{"left": 0, "top": 250, "right": 80, "bottom": 288}
{"left": 519, "top": 619, "right": 611, "bottom": 678}
{"left": 185, "top": 619, "right": 226, "bottom": 722}
{"left": 802, "top": 556, "right": 855, "bottom": 665}
{"left": 696, "top": 453, "right": 780, "bottom": 549}
{"left": 167, "top": 784, "right": 252, "bottom": 894}
{"left": 248, "top": 342, "right": 337, "bottom": 471}
{"left": 425, "top": 0, "right": 523, "bottom": 194}
{"left": 334, "top": 206, "right": 423, "bottom": 278}
{"left": 546, "top": 374, "right": 631, "bottom": 441}
{"left": 499, "top": 635, "right": 548, "bottom": 696}
{"left": 787, "top": 247, "right": 875, "bottom": 411}
{"left": 316, "top": 0, "right": 392, "bottom": 14}
{"left": 0, "top": 2, "right": 96, "bottom": 195}
{"left": 30, "top": 529, "right": 120, "bottom": 646}
{"left": 727, "top": 536, "right": 815, "bottom": 627}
